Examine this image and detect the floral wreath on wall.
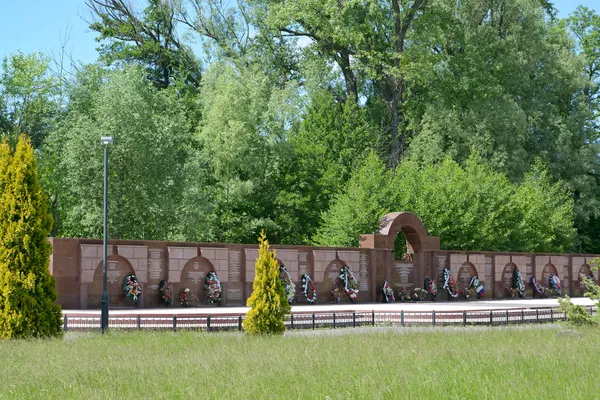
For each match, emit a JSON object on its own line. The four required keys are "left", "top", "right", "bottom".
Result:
{"left": 424, "top": 276, "right": 438, "bottom": 300}
{"left": 382, "top": 281, "right": 395, "bottom": 303}
{"left": 531, "top": 277, "right": 547, "bottom": 298}
{"left": 468, "top": 276, "right": 484, "bottom": 299}
{"left": 279, "top": 265, "right": 296, "bottom": 304}
{"left": 159, "top": 280, "right": 172, "bottom": 305}
{"left": 512, "top": 268, "right": 525, "bottom": 298}
{"left": 123, "top": 273, "right": 142, "bottom": 302}
{"left": 204, "top": 271, "right": 222, "bottom": 304}
{"left": 443, "top": 268, "right": 458, "bottom": 298}
{"left": 549, "top": 274, "right": 562, "bottom": 296}
{"left": 339, "top": 266, "right": 359, "bottom": 301}
{"left": 301, "top": 273, "right": 317, "bottom": 303}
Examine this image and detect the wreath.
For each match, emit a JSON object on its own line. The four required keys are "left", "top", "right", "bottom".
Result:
{"left": 382, "top": 281, "right": 395, "bottom": 303}
{"left": 279, "top": 265, "right": 296, "bottom": 304}
{"left": 424, "top": 276, "right": 438, "bottom": 300}
{"left": 512, "top": 268, "right": 525, "bottom": 298}
{"left": 301, "top": 273, "right": 317, "bottom": 303}
{"left": 443, "top": 268, "right": 458, "bottom": 298}
{"left": 468, "top": 276, "right": 484, "bottom": 299}
{"left": 123, "top": 273, "right": 142, "bottom": 302}
{"left": 159, "top": 280, "right": 172, "bottom": 305}
{"left": 531, "top": 277, "right": 547, "bottom": 297}
{"left": 549, "top": 274, "right": 562, "bottom": 296}
{"left": 204, "top": 271, "right": 222, "bottom": 304}
{"left": 339, "top": 266, "right": 359, "bottom": 301}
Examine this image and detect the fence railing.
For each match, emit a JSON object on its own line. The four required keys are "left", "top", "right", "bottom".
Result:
{"left": 61, "top": 305, "right": 597, "bottom": 332}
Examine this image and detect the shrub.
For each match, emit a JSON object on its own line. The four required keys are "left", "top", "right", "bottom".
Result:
{"left": 0, "top": 135, "right": 62, "bottom": 339}
{"left": 243, "top": 232, "right": 291, "bottom": 334}
{"left": 558, "top": 273, "right": 600, "bottom": 326}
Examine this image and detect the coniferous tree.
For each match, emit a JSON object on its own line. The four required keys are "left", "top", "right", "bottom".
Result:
{"left": 243, "top": 232, "right": 290, "bottom": 334}
{"left": 0, "top": 135, "right": 62, "bottom": 339}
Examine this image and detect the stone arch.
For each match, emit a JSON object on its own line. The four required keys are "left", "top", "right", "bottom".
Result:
{"left": 501, "top": 263, "right": 517, "bottom": 289}
{"left": 319, "top": 258, "right": 351, "bottom": 304}
{"left": 178, "top": 256, "right": 217, "bottom": 305}
{"left": 541, "top": 263, "right": 558, "bottom": 287}
{"left": 374, "top": 212, "right": 440, "bottom": 252}
{"left": 88, "top": 255, "right": 135, "bottom": 309}
{"left": 577, "top": 264, "right": 593, "bottom": 295}
{"left": 457, "top": 262, "right": 478, "bottom": 290}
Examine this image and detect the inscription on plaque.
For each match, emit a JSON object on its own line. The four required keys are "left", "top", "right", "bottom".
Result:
{"left": 359, "top": 254, "right": 369, "bottom": 291}
{"left": 298, "top": 252, "right": 308, "bottom": 276}
{"left": 229, "top": 251, "right": 240, "bottom": 282}
{"left": 227, "top": 288, "right": 243, "bottom": 301}
{"left": 541, "top": 264, "right": 555, "bottom": 286}
{"left": 327, "top": 263, "right": 339, "bottom": 282}
{"left": 484, "top": 256, "right": 492, "bottom": 284}
{"left": 107, "top": 261, "right": 121, "bottom": 284}
{"left": 394, "top": 262, "right": 414, "bottom": 289}
{"left": 502, "top": 266, "right": 513, "bottom": 287}
{"left": 437, "top": 256, "right": 447, "bottom": 278}
{"left": 187, "top": 271, "right": 205, "bottom": 284}
{"left": 458, "top": 266, "right": 473, "bottom": 288}
{"left": 148, "top": 249, "right": 163, "bottom": 280}
{"left": 525, "top": 257, "right": 533, "bottom": 276}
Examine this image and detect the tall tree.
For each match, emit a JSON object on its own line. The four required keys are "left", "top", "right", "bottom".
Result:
{"left": 46, "top": 66, "right": 190, "bottom": 240}
{"left": 0, "top": 135, "right": 62, "bottom": 339}
{"left": 87, "top": 0, "right": 201, "bottom": 88}
{"left": 0, "top": 52, "right": 58, "bottom": 148}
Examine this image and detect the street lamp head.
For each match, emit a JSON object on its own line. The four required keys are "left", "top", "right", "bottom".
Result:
{"left": 101, "top": 136, "right": 114, "bottom": 146}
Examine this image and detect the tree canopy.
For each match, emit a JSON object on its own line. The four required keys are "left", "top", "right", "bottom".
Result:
{"left": 2, "top": 0, "right": 600, "bottom": 254}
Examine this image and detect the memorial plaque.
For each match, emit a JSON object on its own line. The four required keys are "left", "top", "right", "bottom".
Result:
{"left": 107, "top": 261, "right": 121, "bottom": 284}
{"left": 148, "top": 248, "right": 163, "bottom": 280}
{"left": 359, "top": 254, "right": 369, "bottom": 291}
{"left": 502, "top": 266, "right": 513, "bottom": 287}
{"left": 458, "top": 267, "right": 470, "bottom": 287}
{"left": 541, "top": 264, "right": 555, "bottom": 285}
{"left": 229, "top": 251, "right": 240, "bottom": 282}
{"left": 393, "top": 262, "right": 414, "bottom": 290}
{"left": 299, "top": 252, "right": 308, "bottom": 262}
{"left": 187, "top": 271, "right": 205, "bottom": 284}
{"left": 484, "top": 256, "right": 493, "bottom": 286}
{"left": 227, "top": 288, "right": 243, "bottom": 301}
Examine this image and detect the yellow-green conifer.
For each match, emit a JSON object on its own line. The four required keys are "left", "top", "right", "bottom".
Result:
{"left": 243, "top": 231, "right": 291, "bottom": 334}
{"left": 0, "top": 135, "right": 62, "bottom": 339}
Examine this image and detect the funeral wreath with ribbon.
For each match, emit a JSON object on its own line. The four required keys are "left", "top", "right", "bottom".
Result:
{"left": 123, "top": 273, "right": 142, "bottom": 302}
{"left": 339, "top": 265, "right": 359, "bottom": 301}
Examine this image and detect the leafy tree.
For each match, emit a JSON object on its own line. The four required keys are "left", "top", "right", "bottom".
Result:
{"left": 243, "top": 231, "right": 290, "bottom": 335}
{"left": 0, "top": 135, "right": 62, "bottom": 339}
{"left": 313, "top": 151, "right": 394, "bottom": 248}
{"left": 87, "top": 0, "right": 201, "bottom": 88}
{"left": 315, "top": 154, "right": 575, "bottom": 253}
{"left": 274, "top": 91, "right": 378, "bottom": 244}
{"left": 194, "top": 62, "right": 299, "bottom": 243}
{"left": 0, "top": 52, "right": 58, "bottom": 148}
{"left": 45, "top": 66, "right": 190, "bottom": 240}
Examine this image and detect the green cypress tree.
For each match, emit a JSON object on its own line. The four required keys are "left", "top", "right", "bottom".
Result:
{"left": 0, "top": 135, "right": 62, "bottom": 339}
{"left": 243, "top": 232, "right": 291, "bottom": 334}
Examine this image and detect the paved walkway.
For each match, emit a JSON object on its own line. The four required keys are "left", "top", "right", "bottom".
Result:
{"left": 63, "top": 297, "right": 595, "bottom": 316}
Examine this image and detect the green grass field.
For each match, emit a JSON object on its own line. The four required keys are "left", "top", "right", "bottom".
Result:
{"left": 0, "top": 325, "right": 598, "bottom": 399}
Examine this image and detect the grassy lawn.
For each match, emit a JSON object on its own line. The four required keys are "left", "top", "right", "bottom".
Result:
{"left": 0, "top": 325, "right": 598, "bottom": 399}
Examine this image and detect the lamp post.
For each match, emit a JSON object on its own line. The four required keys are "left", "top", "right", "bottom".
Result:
{"left": 101, "top": 136, "right": 113, "bottom": 333}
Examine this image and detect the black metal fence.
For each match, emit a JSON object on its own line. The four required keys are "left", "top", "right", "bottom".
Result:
{"left": 62, "top": 305, "right": 597, "bottom": 332}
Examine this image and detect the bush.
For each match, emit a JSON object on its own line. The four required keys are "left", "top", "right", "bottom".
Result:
{"left": 243, "top": 232, "right": 291, "bottom": 334}
{"left": 0, "top": 135, "right": 62, "bottom": 339}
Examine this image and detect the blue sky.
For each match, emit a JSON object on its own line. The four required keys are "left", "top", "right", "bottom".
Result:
{"left": 0, "top": 0, "right": 598, "bottom": 66}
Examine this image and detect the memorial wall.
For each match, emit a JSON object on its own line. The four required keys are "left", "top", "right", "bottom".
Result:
{"left": 49, "top": 212, "right": 600, "bottom": 309}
